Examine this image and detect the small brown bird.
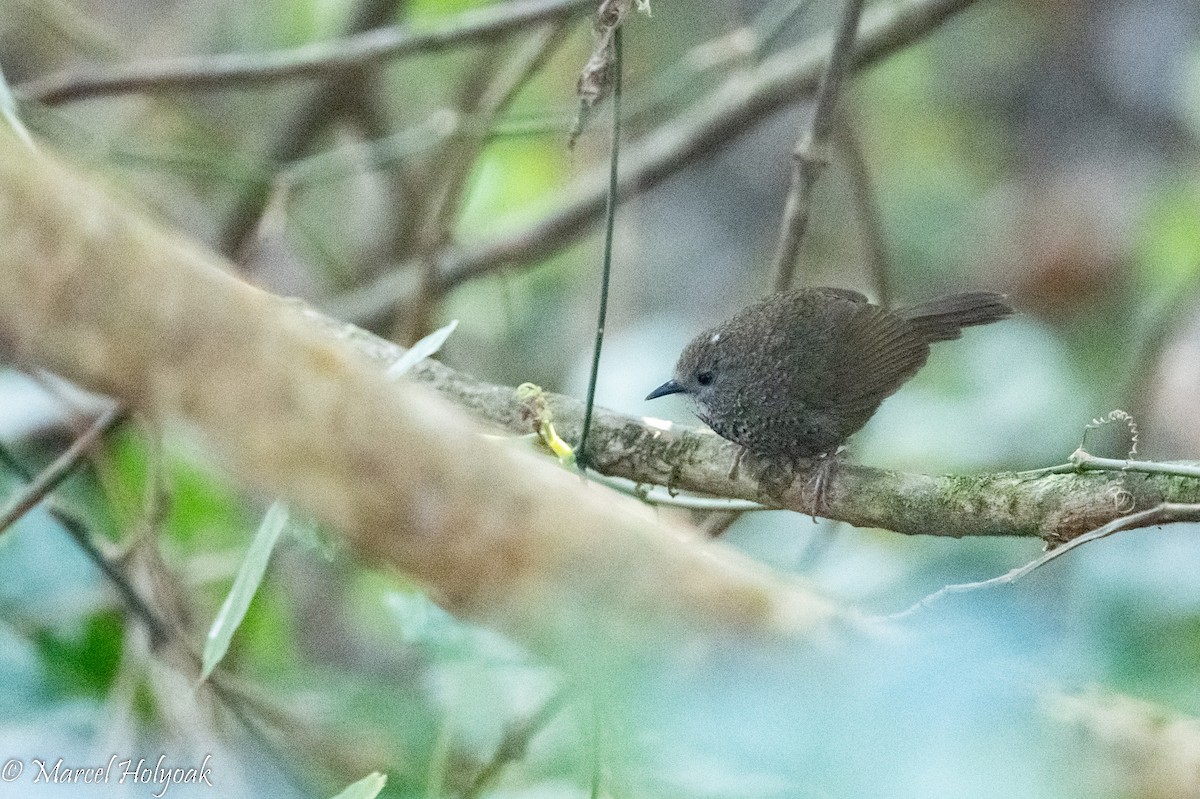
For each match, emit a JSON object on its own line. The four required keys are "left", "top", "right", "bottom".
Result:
{"left": 646, "top": 287, "right": 1013, "bottom": 468}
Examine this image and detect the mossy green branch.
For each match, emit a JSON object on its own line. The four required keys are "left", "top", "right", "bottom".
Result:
{"left": 319, "top": 318, "right": 1200, "bottom": 543}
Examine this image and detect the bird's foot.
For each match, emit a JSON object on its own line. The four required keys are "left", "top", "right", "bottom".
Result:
{"left": 753, "top": 452, "right": 840, "bottom": 520}
{"left": 804, "top": 452, "right": 840, "bottom": 522}
{"left": 727, "top": 445, "right": 748, "bottom": 481}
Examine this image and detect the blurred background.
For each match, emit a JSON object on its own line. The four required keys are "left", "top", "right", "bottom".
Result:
{"left": 1, "top": 0, "right": 1200, "bottom": 796}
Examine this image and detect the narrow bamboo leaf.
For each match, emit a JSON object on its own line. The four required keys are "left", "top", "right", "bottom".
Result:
{"left": 0, "top": 64, "right": 34, "bottom": 149}
{"left": 200, "top": 501, "right": 289, "bottom": 680}
{"left": 386, "top": 319, "right": 459, "bottom": 379}
{"left": 329, "top": 772, "right": 387, "bottom": 799}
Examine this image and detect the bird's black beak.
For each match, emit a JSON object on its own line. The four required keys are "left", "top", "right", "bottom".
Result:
{"left": 645, "top": 378, "right": 685, "bottom": 401}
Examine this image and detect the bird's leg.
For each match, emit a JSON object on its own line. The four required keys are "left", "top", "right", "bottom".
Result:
{"left": 727, "top": 445, "right": 748, "bottom": 481}
{"left": 804, "top": 451, "right": 841, "bottom": 522}
{"left": 755, "top": 453, "right": 840, "bottom": 518}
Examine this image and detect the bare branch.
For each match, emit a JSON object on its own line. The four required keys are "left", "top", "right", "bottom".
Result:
{"left": 771, "top": 0, "right": 867, "bottom": 291}
{"left": 402, "top": 23, "right": 572, "bottom": 342}
{"left": 19, "top": 0, "right": 593, "bottom": 105}
{"left": 837, "top": 117, "right": 891, "bottom": 307}
{"left": 311, "top": 313, "right": 1200, "bottom": 544}
{"left": 0, "top": 405, "right": 124, "bottom": 535}
{"left": 4, "top": 124, "right": 1197, "bottom": 669}
{"left": 330, "top": 0, "right": 986, "bottom": 322}
{"left": 886, "top": 503, "right": 1200, "bottom": 620}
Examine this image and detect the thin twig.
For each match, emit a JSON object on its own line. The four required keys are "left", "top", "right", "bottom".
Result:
{"left": 402, "top": 23, "right": 571, "bottom": 343}
{"left": 622, "top": 0, "right": 809, "bottom": 127}
{"left": 1070, "top": 450, "right": 1200, "bottom": 479}
{"left": 837, "top": 116, "right": 890, "bottom": 307}
{"left": 19, "top": 0, "right": 593, "bottom": 105}
{"left": 771, "top": 0, "right": 867, "bottom": 291}
{"left": 59, "top": 498, "right": 360, "bottom": 790}
{"left": 624, "top": 28, "right": 754, "bottom": 126}
{"left": 52, "top": 500, "right": 173, "bottom": 646}
{"left": 219, "top": 0, "right": 407, "bottom": 258}
{"left": 462, "top": 691, "right": 568, "bottom": 799}
{"left": 282, "top": 108, "right": 460, "bottom": 188}
{"left": 577, "top": 25, "right": 623, "bottom": 469}
{"left": 1028, "top": 450, "right": 1200, "bottom": 480}
{"left": 4, "top": 423, "right": 374, "bottom": 785}
{"left": 885, "top": 502, "right": 1200, "bottom": 621}
{"left": 0, "top": 439, "right": 32, "bottom": 479}
{"left": 0, "top": 405, "right": 124, "bottom": 535}
{"left": 0, "top": 420, "right": 168, "bottom": 643}
{"left": 1080, "top": 409, "right": 1138, "bottom": 459}
{"left": 590, "top": 472, "right": 768, "bottom": 511}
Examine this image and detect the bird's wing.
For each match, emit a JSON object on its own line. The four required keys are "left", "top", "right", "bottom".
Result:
{"left": 809, "top": 286, "right": 869, "bottom": 304}
{"left": 817, "top": 303, "right": 930, "bottom": 429}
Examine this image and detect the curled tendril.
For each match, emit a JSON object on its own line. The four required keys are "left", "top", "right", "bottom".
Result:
{"left": 1105, "top": 485, "right": 1136, "bottom": 514}
{"left": 1081, "top": 409, "right": 1139, "bottom": 461}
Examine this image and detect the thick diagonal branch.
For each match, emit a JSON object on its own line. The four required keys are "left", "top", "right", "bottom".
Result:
{"left": 0, "top": 130, "right": 844, "bottom": 665}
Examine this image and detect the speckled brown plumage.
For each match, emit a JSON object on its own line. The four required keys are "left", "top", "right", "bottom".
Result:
{"left": 646, "top": 288, "right": 1013, "bottom": 462}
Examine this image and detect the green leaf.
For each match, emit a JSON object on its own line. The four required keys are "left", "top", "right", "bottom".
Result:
{"left": 329, "top": 772, "right": 387, "bottom": 799}
{"left": 386, "top": 319, "right": 459, "bottom": 379}
{"left": 200, "top": 501, "right": 289, "bottom": 681}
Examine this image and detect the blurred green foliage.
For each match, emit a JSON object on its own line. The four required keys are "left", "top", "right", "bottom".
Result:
{"left": 2, "top": 0, "right": 1200, "bottom": 796}
{"left": 33, "top": 611, "right": 124, "bottom": 701}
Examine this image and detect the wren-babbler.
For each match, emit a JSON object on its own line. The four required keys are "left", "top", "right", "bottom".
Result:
{"left": 646, "top": 287, "right": 1013, "bottom": 477}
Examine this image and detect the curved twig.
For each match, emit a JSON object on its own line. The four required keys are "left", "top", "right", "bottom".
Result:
{"left": 20, "top": 0, "right": 594, "bottom": 105}
{"left": 886, "top": 502, "right": 1200, "bottom": 619}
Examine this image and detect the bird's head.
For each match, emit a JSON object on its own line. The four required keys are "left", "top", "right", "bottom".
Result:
{"left": 645, "top": 331, "right": 730, "bottom": 413}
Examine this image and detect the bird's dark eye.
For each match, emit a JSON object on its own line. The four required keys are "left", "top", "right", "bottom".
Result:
{"left": 697, "top": 370, "right": 714, "bottom": 386}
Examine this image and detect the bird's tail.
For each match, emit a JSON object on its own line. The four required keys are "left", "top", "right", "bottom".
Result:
{"left": 898, "top": 292, "right": 1013, "bottom": 343}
